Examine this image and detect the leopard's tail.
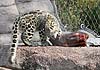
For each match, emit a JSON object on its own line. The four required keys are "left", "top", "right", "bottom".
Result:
{"left": 9, "top": 17, "right": 20, "bottom": 64}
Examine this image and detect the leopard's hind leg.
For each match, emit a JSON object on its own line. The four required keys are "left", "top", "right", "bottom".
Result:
{"left": 21, "top": 25, "right": 37, "bottom": 46}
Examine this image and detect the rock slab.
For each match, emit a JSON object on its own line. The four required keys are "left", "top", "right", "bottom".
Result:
{"left": 1, "top": 47, "right": 100, "bottom": 70}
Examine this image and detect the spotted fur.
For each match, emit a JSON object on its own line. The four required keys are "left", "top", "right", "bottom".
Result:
{"left": 9, "top": 10, "right": 62, "bottom": 64}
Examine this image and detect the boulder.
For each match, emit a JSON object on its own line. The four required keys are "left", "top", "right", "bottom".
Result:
{"left": 0, "top": 4, "right": 19, "bottom": 33}
{"left": 0, "top": 0, "right": 15, "bottom": 7}
{"left": 15, "top": 0, "right": 54, "bottom": 14}
{"left": 0, "top": 34, "right": 24, "bottom": 45}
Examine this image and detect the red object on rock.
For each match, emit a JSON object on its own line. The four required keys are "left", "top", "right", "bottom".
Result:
{"left": 49, "top": 32, "right": 89, "bottom": 47}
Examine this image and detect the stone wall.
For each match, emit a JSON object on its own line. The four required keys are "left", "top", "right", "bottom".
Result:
{"left": 0, "top": 0, "right": 55, "bottom": 46}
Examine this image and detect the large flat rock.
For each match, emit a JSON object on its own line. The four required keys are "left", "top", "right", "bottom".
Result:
{"left": 1, "top": 47, "right": 100, "bottom": 70}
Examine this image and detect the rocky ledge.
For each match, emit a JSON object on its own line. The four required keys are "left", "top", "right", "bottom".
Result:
{"left": 1, "top": 46, "right": 100, "bottom": 70}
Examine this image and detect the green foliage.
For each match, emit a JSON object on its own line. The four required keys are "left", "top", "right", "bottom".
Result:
{"left": 56, "top": 0, "right": 100, "bottom": 35}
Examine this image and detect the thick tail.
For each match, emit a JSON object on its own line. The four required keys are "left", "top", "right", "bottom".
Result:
{"left": 9, "top": 17, "right": 20, "bottom": 64}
